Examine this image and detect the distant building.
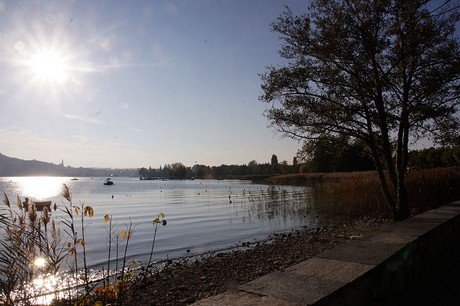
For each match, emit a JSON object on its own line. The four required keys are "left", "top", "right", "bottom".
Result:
{"left": 61, "top": 159, "right": 64, "bottom": 167}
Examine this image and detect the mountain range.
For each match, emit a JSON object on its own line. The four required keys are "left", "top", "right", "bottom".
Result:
{"left": 0, "top": 153, "right": 138, "bottom": 177}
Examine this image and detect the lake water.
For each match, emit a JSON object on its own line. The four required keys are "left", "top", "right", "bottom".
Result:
{"left": 0, "top": 176, "right": 326, "bottom": 270}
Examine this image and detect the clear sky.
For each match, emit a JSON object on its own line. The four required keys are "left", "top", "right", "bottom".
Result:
{"left": 0, "top": 0, "right": 310, "bottom": 169}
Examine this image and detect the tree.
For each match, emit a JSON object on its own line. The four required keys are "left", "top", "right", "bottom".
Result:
{"left": 271, "top": 154, "right": 279, "bottom": 166}
{"left": 409, "top": 145, "right": 460, "bottom": 168}
{"left": 260, "top": 0, "right": 460, "bottom": 220}
{"left": 169, "top": 163, "right": 187, "bottom": 179}
{"left": 138, "top": 167, "right": 148, "bottom": 179}
{"left": 270, "top": 154, "right": 279, "bottom": 174}
{"left": 298, "top": 137, "right": 375, "bottom": 172}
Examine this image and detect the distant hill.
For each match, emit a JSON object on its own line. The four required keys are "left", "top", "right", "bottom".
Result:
{"left": 0, "top": 153, "right": 138, "bottom": 177}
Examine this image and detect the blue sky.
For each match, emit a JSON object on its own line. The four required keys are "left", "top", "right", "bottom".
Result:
{"left": 0, "top": 0, "right": 309, "bottom": 168}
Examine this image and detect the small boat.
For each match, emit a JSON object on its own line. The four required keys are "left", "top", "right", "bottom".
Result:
{"left": 103, "top": 178, "right": 114, "bottom": 186}
{"left": 71, "top": 178, "right": 78, "bottom": 181}
{"left": 23, "top": 198, "right": 52, "bottom": 212}
{"left": 34, "top": 201, "right": 52, "bottom": 211}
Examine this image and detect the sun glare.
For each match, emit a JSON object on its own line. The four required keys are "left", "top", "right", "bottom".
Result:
{"left": 29, "top": 51, "right": 68, "bottom": 84}
{"left": 34, "top": 257, "right": 47, "bottom": 268}
{"left": 15, "top": 177, "right": 65, "bottom": 200}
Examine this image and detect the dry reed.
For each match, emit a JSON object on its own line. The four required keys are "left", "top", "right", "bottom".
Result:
{"left": 272, "top": 167, "right": 460, "bottom": 218}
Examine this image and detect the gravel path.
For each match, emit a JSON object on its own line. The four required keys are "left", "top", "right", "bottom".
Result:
{"left": 125, "top": 217, "right": 389, "bottom": 306}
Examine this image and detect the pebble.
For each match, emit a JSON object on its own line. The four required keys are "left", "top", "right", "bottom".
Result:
{"left": 126, "top": 217, "right": 389, "bottom": 306}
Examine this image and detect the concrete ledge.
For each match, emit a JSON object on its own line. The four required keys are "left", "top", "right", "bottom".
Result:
{"left": 192, "top": 200, "right": 460, "bottom": 306}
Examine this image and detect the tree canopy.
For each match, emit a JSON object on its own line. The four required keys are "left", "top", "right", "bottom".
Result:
{"left": 298, "top": 136, "right": 375, "bottom": 172}
{"left": 260, "top": 0, "right": 460, "bottom": 220}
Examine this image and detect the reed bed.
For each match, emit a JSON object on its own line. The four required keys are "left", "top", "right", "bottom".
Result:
{"left": 268, "top": 172, "right": 345, "bottom": 186}
{"left": 406, "top": 167, "right": 460, "bottom": 213}
{"left": 271, "top": 167, "right": 460, "bottom": 218}
{"left": 0, "top": 185, "right": 167, "bottom": 306}
{"left": 312, "top": 172, "right": 389, "bottom": 217}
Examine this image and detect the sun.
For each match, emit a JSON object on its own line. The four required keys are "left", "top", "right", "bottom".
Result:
{"left": 29, "top": 50, "right": 69, "bottom": 84}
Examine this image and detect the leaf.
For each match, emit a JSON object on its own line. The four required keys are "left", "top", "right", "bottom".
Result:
{"left": 104, "top": 214, "right": 110, "bottom": 223}
{"left": 73, "top": 206, "right": 80, "bottom": 215}
{"left": 84, "top": 206, "right": 94, "bottom": 217}
{"left": 153, "top": 212, "right": 165, "bottom": 224}
{"left": 119, "top": 230, "right": 127, "bottom": 239}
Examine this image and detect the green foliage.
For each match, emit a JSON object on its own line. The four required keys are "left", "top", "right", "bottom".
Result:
{"left": 138, "top": 167, "right": 149, "bottom": 179}
{"left": 298, "top": 137, "right": 375, "bottom": 173}
{"left": 139, "top": 155, "right": 303, "bottom": 180}
{"left": 167, "top": 163, "right": 187, "bottom": 179}
{"left": 409, "top": 146, "right": 460, "bottom": 168}
{"left": 192, "top": 164, "right": 213, "bottom": 179}
{"left": 270, "top": 154, "right": 278, "bottom": 166}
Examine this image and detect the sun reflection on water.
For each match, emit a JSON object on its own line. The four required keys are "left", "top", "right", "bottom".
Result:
{"left": 30, "top": 273, "right": 60, "bottom": 305}
{"left": 24, "top": 269, "right": 84, "bottom": 305}
{"left": 12, "top": 176, "right": 65, "bottom": 200}
{"left": 19, "top": 255, "right": 110, "bottom": 305}
{"left": 24, "top": 269, "right": 111, "bottom": 305}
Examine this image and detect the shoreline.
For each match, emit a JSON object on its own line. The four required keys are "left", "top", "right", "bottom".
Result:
{"left": 126, "top": 216, "right": 390, "bottom": 306}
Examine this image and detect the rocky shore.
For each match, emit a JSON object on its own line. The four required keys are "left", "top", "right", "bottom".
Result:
{"left": 126, "top": 217, "right": 389, "bottom": 306}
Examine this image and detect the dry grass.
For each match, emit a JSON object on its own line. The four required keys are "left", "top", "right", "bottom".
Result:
{"left": 311, "top": 172, "right": 389, "bottom": 217}
{"left": 406, "top": 167, "right": 460, "bottom": 213}
{"left": 270, "top": 167, "right": 460, "bottom": 218}
{"left": 268, "top": 172, "right": 346, "bottom": 186}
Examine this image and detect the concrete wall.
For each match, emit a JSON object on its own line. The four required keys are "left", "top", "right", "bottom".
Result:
{"left": 316, "top": 201, "right": 460, "bottom": 305}
{"left": 193, "top": 200, "right": 460, "bottom": 306}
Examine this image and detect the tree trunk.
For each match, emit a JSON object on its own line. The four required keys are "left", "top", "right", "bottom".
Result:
{"left": 394, "top": 175, "right": 410, "bottom": 221}
{"left": 371, "top": 147, "right": 410, "bottom": 221}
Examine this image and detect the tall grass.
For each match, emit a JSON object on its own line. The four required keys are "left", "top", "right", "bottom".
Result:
{"left": 302, "top": 167, "right": 460, "bottom": 217}
{"left": 0, "top": 184, "right": 167, "bottom": 306}
{"left": 0, "top": 193, "right": 64, "bottom": 305}
{"left": 406, "top": 167, "right": 460, "bottom": 213}
{"left": 312, "top": 172, "right": 389, "bottom": 217}
{"left": 268, "top": 172, "right": 343, "bottom": 186}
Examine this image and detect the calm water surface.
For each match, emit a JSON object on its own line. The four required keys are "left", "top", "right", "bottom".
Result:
{"left": 1, "top": 176, "right": 325, "bottom": 269}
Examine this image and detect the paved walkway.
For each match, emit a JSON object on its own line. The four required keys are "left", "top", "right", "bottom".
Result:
{"left": 192, "top": 201, "right": 460, "bottom": 306}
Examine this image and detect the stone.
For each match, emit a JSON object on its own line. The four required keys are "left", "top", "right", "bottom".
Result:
{"left": 240, "top": 271, "right": 343, "bottom": 305}
{"left": 191, "top": 291, "right": 303, "bottom": 306}
{"left": 286, "top": 257, "right": 374, "bottom": 284}
{"left": 317, "top": 239, "right": 403, "bottom": 266}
